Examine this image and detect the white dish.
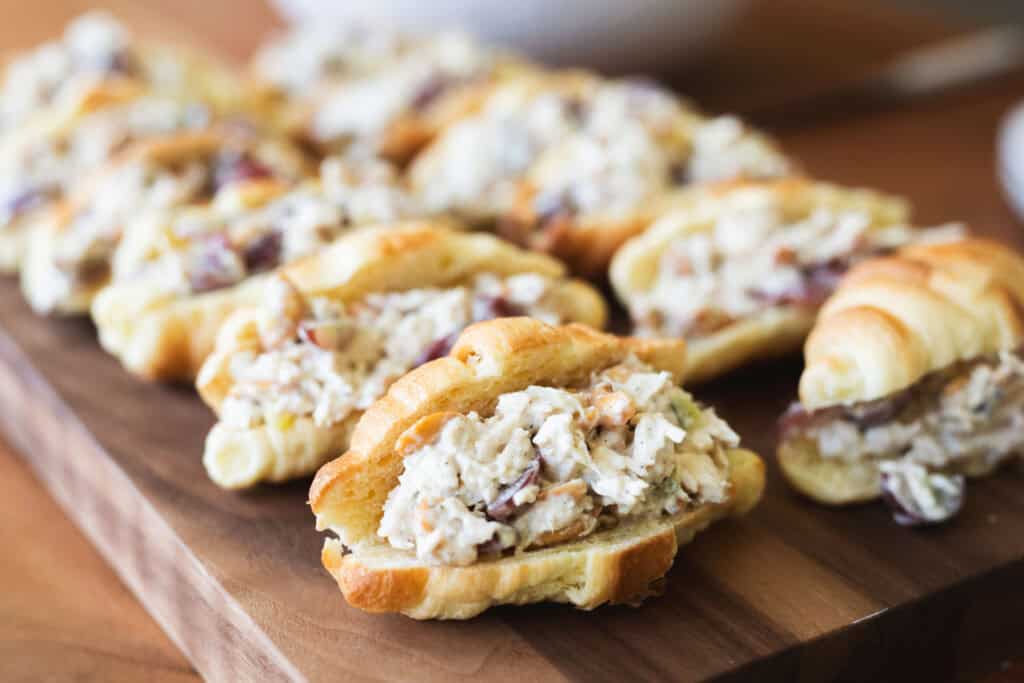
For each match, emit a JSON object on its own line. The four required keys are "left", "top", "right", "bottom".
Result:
{"left": 999, "top": 101, "right": 1024, "bottom": 220}
{"left": 270, "top": 0, "right": 749, "bottom": 73}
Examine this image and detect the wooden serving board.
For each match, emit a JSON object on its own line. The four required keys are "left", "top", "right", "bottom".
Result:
{"left": 5, "top": 1, "right": 1024, "bottom": 681}
{"left": 5, "top": 270, "right": 1024, "bottom": 683}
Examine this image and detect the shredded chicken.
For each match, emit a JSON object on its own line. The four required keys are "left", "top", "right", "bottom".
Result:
{"left": 879, "top": 461, "right": 965, "bottom": 526}
{"left": 33, "top": 154, "right": 216, "bottom": 311}
{"left": 686, "top": 116, "right": 790, "bottom": 183}
{"left": 526, "top": 106, "right": 789, "bottom": 225}
{"left": 33, "top": 136, "right": 293, "bottom": 312}
{"left": 378, "top": 356, "right": 738, "bottom": 566}
{"left": 807, "top": 352, "right": 1024, "bottom": 468}
{"left": 412, "top": 83, "right": 583, "bottom": 220}
{"left": 220, "top": 273, "right": 572, "bottom": 430}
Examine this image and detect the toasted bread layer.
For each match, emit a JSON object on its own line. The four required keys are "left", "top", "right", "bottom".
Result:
{"left": 93, "top": 272, "right": 270, "bottom": 382}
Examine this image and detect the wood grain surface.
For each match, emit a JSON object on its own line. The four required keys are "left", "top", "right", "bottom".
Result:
{"left": 0, "top": 439, "right": 198, "bottom": 683}
{"left": 3, "top": 1, "right": 1024, "bottom": 682}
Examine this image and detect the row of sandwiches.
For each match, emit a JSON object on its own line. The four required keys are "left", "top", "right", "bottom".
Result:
{"left": 1, "top": 12, "right": 1021, "bottom": 619}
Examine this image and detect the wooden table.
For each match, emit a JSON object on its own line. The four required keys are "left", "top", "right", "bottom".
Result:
{"left": 3, "top": 0, "right": 1024, "bottom": 681}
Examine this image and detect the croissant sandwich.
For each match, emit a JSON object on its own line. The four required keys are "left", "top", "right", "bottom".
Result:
{"left": 610, "top": 178, "right": 965, "bottom": 383}
{"left": 410, "top": 71, "right": 625, "bottom": 225}
{"left": 0, "top": 11, "right": 247, "bottom": 138}
{"left": 250, "top": 23, "right": 417, "bottom": 100}
{"left": 196, "top": 224, "right": 606, "bottom": 489}
{"left": 92, "top": 157, "right": 421, "bottom": 381}
{"left": 411, "top": 71, "right": 790, "bottom": 277}
{"left": 281, "top": 29, "right": 531, "bottom": 164}
{"left": 0, "top": 89, "right": 227, "bottom": 274}
{"left": 309, "top": 317, "right": 764, "bottom": 619}
{"left": 21, "top": 127, "right": 310, "bottom": 315}
{"left": 778, "top": 238, "right": 1024, "bottom": 525}
{"left": 499, "top": 92, "right": 791, "bottom": 278}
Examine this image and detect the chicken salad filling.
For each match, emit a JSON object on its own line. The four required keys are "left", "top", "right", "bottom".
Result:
{"left": 251, "top": 23, "right": 414, "bottom": 97}
{"left": 508, "top": 102, "right": 791, "bottom": 242}
{"left": 35, "top": 141, "right": 284, "bottom": 308}
{"left": 378, "top": 355, "right": 739, "bottom": 566}
{"left": 307, "top": 31, "right": 497, "bottom": 156}
{"left": 627, "top": 191, "right": 962, "bottom": 338}
{"left": 781, "top": 350, "right": 1024, "bottom": 524}
{"left": 220, "top": 273, "right": 573, "bottom": 431}
{"left": 0, "top": 12, "right": 140, "bottom": 134}
{"left": 0, "top": 97, "right": 212, "bottom": 233}
{"left": 410, "top": 80, "right": 585, "bottom": 221}
{"left": 115, "top": 158, "right": 420, "bottom": 295}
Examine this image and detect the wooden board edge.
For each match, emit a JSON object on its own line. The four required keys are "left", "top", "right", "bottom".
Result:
{"left": 0, "top": 325, "right": 305, "bottom": 683}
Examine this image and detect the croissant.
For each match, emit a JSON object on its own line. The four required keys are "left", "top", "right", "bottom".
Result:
{"left": 610, "top": 178, "right": 965, "bottom": 383}
{"left": 309, "top": 317, "right": 764, "bottom": 619}
{"left": 411, "top": 70, "right": 791, "bottom": 278}
{"left": 0, "top": 83, "right": 198, "bottom": 273}
{"left": 284, "top": 30, "right": 533, "bottom": 164}
{"left": 0, "top": 12, "right": 250, "bottom": 138}
{"left": 778, "top": 238, "right": 1024, "bottom": 525}
{"left": 92, "top": 157, "right": 422, "bottom": 382}
{"left": 407, "top": 70, "right": 597, "bottom": 224}
{"left": 0, "top": 13, "right": 280, "bottom": 274}
{"left": 195, "top": 224, "right": 607, "bottom": 490}
{"left": 21, "top": 128, "right": 311, "bottom": 316}
{"left": 502, "top": 108, "right": 791, "bottom": 278}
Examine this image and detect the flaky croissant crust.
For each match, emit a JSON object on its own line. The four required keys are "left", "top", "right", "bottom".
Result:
{"left": 800, "top": 238, "right": 1024, "bottom": 410}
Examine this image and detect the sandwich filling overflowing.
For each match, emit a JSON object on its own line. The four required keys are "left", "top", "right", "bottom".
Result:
{"left": 781, "top": 350, "right": 1024, "bottom": 525}
{"left": 378, "top": 356, "right": 739, "bottom": 566}
{"left": 220, "top": 273, "right": 574, "bottom": 431}
{"left": 627, "top": 193, "right": 956, "bottom": 338}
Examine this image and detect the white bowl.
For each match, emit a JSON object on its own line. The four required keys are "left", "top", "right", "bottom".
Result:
{"left": 270, "top": 0, "right": 749, "bottom": 73}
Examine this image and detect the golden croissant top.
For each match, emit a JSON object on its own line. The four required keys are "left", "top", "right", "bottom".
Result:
{"left": 800, "top": 238, "right": 1024, "bottom": 410}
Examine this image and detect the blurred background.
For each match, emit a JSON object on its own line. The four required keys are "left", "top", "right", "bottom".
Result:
{"left": 904, "top": 0, "right": 1023, "bottom": 22}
